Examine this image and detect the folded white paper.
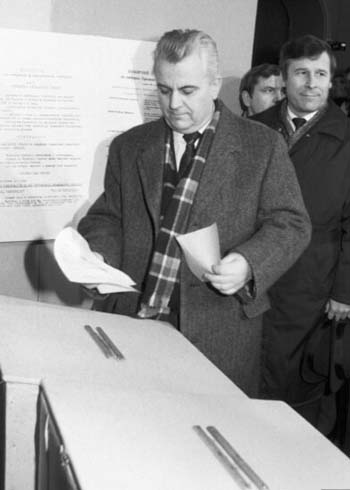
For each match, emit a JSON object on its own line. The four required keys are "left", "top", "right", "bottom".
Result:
{"left": 54, "top": 227, "right": 137, "bottom": 293}
{"left": 176, "top": 223, "right": 220, "bottom": 281}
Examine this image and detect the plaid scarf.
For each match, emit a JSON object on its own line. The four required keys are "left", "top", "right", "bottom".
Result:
{"left": 138, "top": 104, "right": 221, "bottom": 319}
{"left": 279, "top": 99, "right": 328, "bottom": 149}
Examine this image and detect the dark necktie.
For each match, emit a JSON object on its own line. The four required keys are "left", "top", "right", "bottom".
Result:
{"left": 292, "top": 117, "right": 306, "bottom": 131}
{"left": 178, "top": 131, "right": 201, "bottom": 178}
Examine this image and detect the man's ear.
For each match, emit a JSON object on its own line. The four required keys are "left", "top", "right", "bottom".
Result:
{"left": 241, "top": 90, "right": 252, "bottom": 109}
{"left": 211, "top": 75, "right": 223, "bottom": 99}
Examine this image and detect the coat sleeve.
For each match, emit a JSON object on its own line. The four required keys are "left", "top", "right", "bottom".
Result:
{"left": 234, "top": 132, "right": 312, "bottom": 300}
{"left": 77, "top": 137, "right": 123, "bottom": 268}
{"left": 331, "top": 185, "right": 350, "bottom": 304}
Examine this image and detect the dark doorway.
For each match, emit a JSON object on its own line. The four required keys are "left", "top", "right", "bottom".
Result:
{"left": 252, "top": 0, "right": 327, "bottom": 66}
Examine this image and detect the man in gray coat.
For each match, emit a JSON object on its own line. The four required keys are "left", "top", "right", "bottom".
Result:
{"left": 78, "top": 29, "right": 311, "bottom": 397}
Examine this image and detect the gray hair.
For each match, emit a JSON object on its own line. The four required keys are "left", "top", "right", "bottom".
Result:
{"left": 153, "top": 29, "right": 220, "bottom": 81}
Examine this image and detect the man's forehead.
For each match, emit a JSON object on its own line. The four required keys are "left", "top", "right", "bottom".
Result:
{"left": 255, "top": 74, "right": 280, "bottom": 88}
{"left": 288, "top": 52, "right": 331, "bottom": 69}
{"left": 155, "top": 53, "right": 212, "bottom": 87}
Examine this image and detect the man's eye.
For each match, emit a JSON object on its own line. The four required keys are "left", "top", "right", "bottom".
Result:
{"left": 158, "top": 87, "right": 170, "bottom": 95}
{"left": 182, "top": 88, "right": 195, "bottom": 95}
{"left": 263, "top": 88, "right": 274, "bottom": 93}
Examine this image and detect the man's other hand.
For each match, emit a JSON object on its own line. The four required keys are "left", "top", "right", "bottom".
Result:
{"left": 204, "top": 252, "right": 252, "bottom": 295}
{"left": 325, "top": 299, "right": 350, "bottom": 321}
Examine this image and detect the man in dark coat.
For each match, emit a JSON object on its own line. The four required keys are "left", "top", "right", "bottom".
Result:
{"left": 78, "top": 29, "right": 311, "bottom": 397}
{"left": 252, "top": 35, "right": 350, "bottom": 431}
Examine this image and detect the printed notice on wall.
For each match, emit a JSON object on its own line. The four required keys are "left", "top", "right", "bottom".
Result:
{"left": 0, "top": 28, "right": 160, "bottom": 242}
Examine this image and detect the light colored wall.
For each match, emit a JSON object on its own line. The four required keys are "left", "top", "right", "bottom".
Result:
{"left": 0, "top": 0, "right": 258, "bottom": 306}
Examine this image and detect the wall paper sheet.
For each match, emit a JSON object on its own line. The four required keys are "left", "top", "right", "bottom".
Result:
{"left": 0, "top": 28, "right": 160, "bottom": 241}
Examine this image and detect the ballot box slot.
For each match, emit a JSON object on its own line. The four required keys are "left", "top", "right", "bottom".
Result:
{"left": 193, "top": 424, "right": 270, "bottom": 490}
{"left": 207, "top": 426, "right": 269, "bottom": 490}
{"left": 193, "top": 425, "right": 251, "bottom": 489}
{"left": 95, "top": 326, "right": 125, "bottom": 360}
{"left": 84, "top": 325, "right": 125, "bottom": 360}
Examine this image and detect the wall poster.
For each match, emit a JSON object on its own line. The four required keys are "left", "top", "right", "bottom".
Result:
{"left": 0, "top": 28, "right": 160, "bottom": 241}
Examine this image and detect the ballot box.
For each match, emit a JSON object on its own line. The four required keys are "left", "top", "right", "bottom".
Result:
{"left": 1, "top": 294, "right": 350, "bottom": 490}
{"left": 36, "top": 384, "right": 350, "bottom": 490}
{"left": 0, "top": 294, "right": 242, "bottom": 490}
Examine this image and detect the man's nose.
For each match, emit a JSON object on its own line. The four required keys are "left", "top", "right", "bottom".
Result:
{"left": 305, "top": 73, "right": 316, "bottom": 88}
{"left": 169, "top": 91, "right": 181, "bottom": 109}
{"left": 274, "top": 90, "right": 284, "bottom": 102}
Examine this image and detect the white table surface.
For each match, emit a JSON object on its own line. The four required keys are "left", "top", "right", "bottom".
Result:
{"left": 42, "top": 382, "right": 350, "bottom": 490}
{"left": 0, "top": 294, "right": 241, "bottom": 396}
{"left": 2, "top": 294, "right": 350, "bottom": 490}
{"left": 0, "top": 294, "right": 244, "bottom": 490}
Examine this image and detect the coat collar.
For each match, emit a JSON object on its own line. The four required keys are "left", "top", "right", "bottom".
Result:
{"left": 136, "top": 102, "right": 243, "bottom": 232}
{"left": 273, "top": 99, "right": 348, "bottom": 142}
{"left": 311, "top": 100, "right": 349, "bottom": 141}
{"left": 253, "top": 99, "right": 349, "bottom": 144}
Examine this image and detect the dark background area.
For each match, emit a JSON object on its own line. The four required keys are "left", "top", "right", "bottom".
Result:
{"left": 252, "top": 0, "right": 350, "bottom": 71}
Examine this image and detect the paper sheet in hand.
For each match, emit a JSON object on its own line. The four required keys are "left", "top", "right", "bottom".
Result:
{"left": 54, "top": 227, "right": 137, "bottom": 293}
{"left": 176, "top": 223, "right": 220, "bottom": 281}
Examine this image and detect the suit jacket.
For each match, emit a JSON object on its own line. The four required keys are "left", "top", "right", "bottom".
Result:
{"left": 78, "top": 101, "right": 311, "bottom": 395}
{"left": 253, "top": 100, "right": 350, "bottom": 404}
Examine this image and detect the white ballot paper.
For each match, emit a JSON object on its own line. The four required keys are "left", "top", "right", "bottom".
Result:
{"left": 176, "top": 223, "right": 221, "bottom": 281}
{"left": 54, "top": 227, "right": 137, "bottom": 294}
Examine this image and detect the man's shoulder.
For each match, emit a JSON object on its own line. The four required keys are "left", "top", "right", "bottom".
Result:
{"left": 322, "top": 100, "right": 350, "bottom": 128}
{"left": 250, "top": 103, "right": 281, "bottom": 127}
{"left": 110, "top": 118, "right": 165, "bottom": 149}
{"left": 220, "top": 103, "right": 282, "bottom": 141}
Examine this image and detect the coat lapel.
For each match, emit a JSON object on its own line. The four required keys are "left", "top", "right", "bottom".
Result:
{"left": 136, "top": 120, "right": 166, "bottom": 235}
{"left": 189, "top": 107, "right": 242, "bottom": 227}
{"left": 135, "top": 107, "right": 243, "bottom": 233}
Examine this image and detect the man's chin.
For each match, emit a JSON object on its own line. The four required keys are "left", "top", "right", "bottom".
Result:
{"left": 298, "top": 97, "right": 327, "bottom": 113}
{"left": 168, "top": 120, "right": 192, "bottom": 133}
{"left": 293, "top": 102, "right": 321, "bottom": 115}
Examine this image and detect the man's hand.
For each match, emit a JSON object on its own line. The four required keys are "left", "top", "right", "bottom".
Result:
{"left": 325, "top": 299, "right": 350, "bottom": 321}
{"left": 203, "top": 252, "right": 252, "bottom": 295}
